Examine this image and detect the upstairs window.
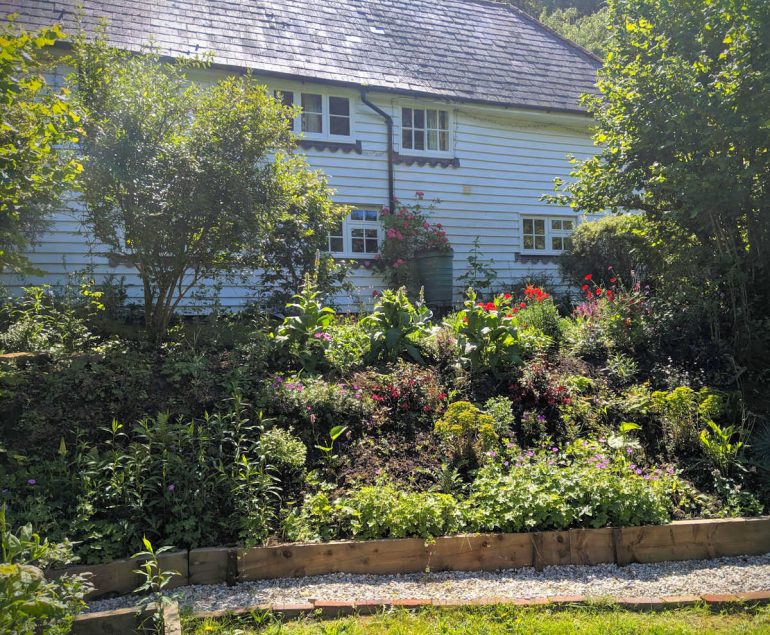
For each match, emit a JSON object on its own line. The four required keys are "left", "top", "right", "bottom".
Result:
{"left": 274, "top": 90, "right": 352, "bottom": 139}
{"left": 402, "top": 107, "right": 449, "bottom": 152}
{"left": 522, "top": 217, "right": 575, "bottom": 253}
{"left": 328, "top": 209, "right": 380, "bottom": 258}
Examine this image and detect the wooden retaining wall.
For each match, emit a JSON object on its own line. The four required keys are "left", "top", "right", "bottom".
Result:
{"left": 56, "top": 517, "right": 770, "bottom": 599}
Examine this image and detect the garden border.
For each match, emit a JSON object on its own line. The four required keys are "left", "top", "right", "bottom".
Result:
{"left": 56, "top": 517, "right": 770, "bottom": 599}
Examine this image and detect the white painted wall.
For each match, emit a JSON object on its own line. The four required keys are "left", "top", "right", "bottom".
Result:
{"left": 3, "top": 70, "right": 597, "bottom": 311}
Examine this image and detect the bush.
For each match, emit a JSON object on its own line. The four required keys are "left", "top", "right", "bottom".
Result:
{"left": 464, "top": 443, "right": 673, "bottom": 532}
{"left": 0, "top": 507, "right": 93, "bottom": 635}
{"left": 361, "top": 288, "right": 432, "bottom": 364}
{"left": 560, "top": 215, "right": 657, "bottom": 289}
{"left": 434, "top": 401, "right": 498, "bottom": 464}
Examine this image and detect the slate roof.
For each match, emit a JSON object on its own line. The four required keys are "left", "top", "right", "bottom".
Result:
{"left": 4, "top": 0, "right": 601, "bottom": 113}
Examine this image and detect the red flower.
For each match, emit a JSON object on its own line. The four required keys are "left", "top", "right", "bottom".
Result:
{"left": 520, "top": 302, "right": 526, "bottom": 308}
{"left": 581, "top": 284, "right": 589, "bottom": 291}
{"left": 372, "top": 394, "right": 385, "bottom": 402}
{"left": 584, "top": 274, "right": 592, "bottom": 281}
{"left": 595, "top": 288, "right": 603, "bottom": 296}
{"left": 610, "top": 277, "right": 617, "bottom": 283}
{"left": 485, "top": 302, "right": 496, "bottom": 311}
{"left": 503, "top": 293, "right": 511, "bottom": 299}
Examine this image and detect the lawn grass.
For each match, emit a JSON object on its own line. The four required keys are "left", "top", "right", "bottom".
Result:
{"left": 183, "top": 603, "right": 770, "bottom": 634}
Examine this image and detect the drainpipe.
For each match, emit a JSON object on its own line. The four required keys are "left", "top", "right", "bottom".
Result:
{"left": 359, "top": 89, "right": 395, "bottom": 211}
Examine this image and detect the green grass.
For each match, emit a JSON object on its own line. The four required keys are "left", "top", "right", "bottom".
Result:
{"left": 183, "top": 603, "right": 770, "bottom": 635}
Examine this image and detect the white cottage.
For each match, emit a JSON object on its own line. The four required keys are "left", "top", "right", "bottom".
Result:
{"left": 4, "top": 0, "right": 601, "bottom": 309}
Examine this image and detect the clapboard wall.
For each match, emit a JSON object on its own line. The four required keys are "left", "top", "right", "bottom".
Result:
{"left": 3, "top": 68, "right": 597, "bottom": 310}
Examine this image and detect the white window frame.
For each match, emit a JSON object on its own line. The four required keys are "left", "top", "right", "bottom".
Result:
{"left": 397, "top": 104, "right": 453, "bottom": 156}
{"left": 521, "top": 216, "right": 576, "bottom": 255}
{"left": 274, "top": 88, "right": 354, "bottom": 141}
{"left": 328, "top": 208, "right": 381, "bottom": 259}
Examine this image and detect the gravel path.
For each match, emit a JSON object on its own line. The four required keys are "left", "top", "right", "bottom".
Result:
{"left": 87, "top": 553, "right": 770, "bottom": 614}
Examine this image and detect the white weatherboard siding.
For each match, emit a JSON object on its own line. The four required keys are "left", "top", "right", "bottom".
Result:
{"left": 3, "top": 72, "right": 596, "bottom": 310}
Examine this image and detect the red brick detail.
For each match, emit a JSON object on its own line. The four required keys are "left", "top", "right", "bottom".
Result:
{"left": 736, "top": 591, "right": 770, "bottom": 604}
{"left": 390, "top": 598, "right": 433, "bottom": 608}
{"left": 617, "top": 596, "right": 666, "bottom": 610}
{"left": 701, "top": 594, "right": 740, "bottom": 605}
{"left": 312, "top": 601, "right": 358, "bottom": 616}
{"left": 661, "top": 595, "right": 702, "bottom": 607}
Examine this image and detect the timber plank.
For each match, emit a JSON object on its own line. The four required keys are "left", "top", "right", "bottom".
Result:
{"left": 568, "top": 527, "right": 615, "bottom": 565}
{"left": 189, "top": 547, "right": 231, "bottom": 585}
{"left": 427, "top": 532, "right": 534, "bottom": 572}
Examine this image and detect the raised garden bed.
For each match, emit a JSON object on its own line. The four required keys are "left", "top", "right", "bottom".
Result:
{"left": 71, "top": 602, "right": 181, "bottom": 635}
{"left": 59, "top": 517, "right": 770, "bottom": 599}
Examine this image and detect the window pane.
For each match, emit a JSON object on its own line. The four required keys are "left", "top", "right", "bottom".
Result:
{"left": 365, "top": 229, "right": 378, "bottom": 238}
{"left": 301, "top": 93, "right": 322, "bottom": 113}
{"left": 402, "top": 128, "right": 412, "bottom": 149}
{"left": 439, "top": 110, "right": 448, "bottom": 129}
{"left": 365, "top": 238, "right": 378, "bottom": 253}
{"left": 352, "top": 238, "right": 365, "bottom": 253}
{"left": 523, "top": 235, "right": 533, "bottom": 249}
{"left": 302, "top": 112, "right": 322, "bottom": 133}
{"left": 414, "top": 130, "right": 425, "bottom": 150}
{"left": 402, "top": 108, "right": 412, "bottom": 127}
{"left": 329, "top": 97, "right": 349, "bottom": 116}
{"left": 414, "top": 109, "right": 425, "bottom": 129}
{"left": 551, "top": 219, "right": 562, "bottom": 230}
{"left": 439, "top": 130, "right": 448, "bottom": 151}
{"left": 563, "top": 220, "right": 574, "bottom": 230}
{"left": 564, "top": 237, "right": 573, "bottom": 251}
{"left": 351, "top": 228, "right": 364, "bottom": 237}
{"left": 427, "top": 109, "right": 437, "bottom": 128}
{"left": 534, "top": 219, "right": 545, "bottom": 234}
{"left": 552, "top": 237, "right": 563, "bottom": 250}
{"left": 274, "top": 90, "right": 294, "bottom": 108}
{"left": 329, "top": 236, "right": 344, "bottom": 252}
{"left": 330, "top": 116, "right": 350, "bottom": 136}
{"left": 523, "top": 219, "right": 533, "bottom": 234}
{"left": 535, "top": 235, "right": 546, "bottom": 250}
{"left": 351, "top": 210, "right": 364, "bottom": 221}
{"left": 427, "top": 130, "right": 438, "bottom": 150}
{"left": 364, "top": 210, "right": 378, "bottom": 221}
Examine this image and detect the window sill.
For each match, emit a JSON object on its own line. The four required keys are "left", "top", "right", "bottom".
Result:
{"left": 299, "top": 139, "right": 362, "bottom": 154}
{"left": 393, "top": 152, "right": 460, "bottom": 168}
{"left": 516, "top": 252, "right": 563, "bottom": 264}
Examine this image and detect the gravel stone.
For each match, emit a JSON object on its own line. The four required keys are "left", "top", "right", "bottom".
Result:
{"left": 87, "top": 552, "right": 770, "bottom": 614}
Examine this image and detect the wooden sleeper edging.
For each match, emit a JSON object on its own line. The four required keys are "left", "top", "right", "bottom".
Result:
{"left": 55, "top": 517, "right": 770, "bottom": 600}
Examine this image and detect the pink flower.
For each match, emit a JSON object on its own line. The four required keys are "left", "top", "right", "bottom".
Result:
{"left": 423, "top": 222, "right": 430, "bottom": 229}
{"left": 371, "top": 289, "right": 380, "bottom": 298}
{"left": 386, "top": 228, "right": 397, "bottom": 239}
{"left": 416, "top": 191, "right": 425, "bottom": 199}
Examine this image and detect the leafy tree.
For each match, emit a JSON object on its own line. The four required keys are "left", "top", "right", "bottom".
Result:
{"left": 71, "top": 33, "right": 345, "bottom": 340}
{"left": 0, "top": 18, "right": 83, "bottom": 274}
{"left": 540, "top": 7, "right": 610, "bottom": 56}
{"left": 550, "top": 0, "right": 770, "bottom": 359}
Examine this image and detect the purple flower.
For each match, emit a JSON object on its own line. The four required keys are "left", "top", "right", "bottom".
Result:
{"left": 503, "top": 461, "right": 510, "bottom": 467}
{"left": 168, "top": 484, "right": 175, "bottom": 492}
{"left": 551, "top": 447, "right": 558, "bottom": 453}
{"left": 487, "top": 450, "right": 497, "bottom": 458}
{"left": 598, "top": 437, "right": 606, "bottom": 443}
{"left": 666, "top": 467, "right": 675, "bottom": 475}
{"left": 507, "top": 442, "right": 516, "bottom": 449}
{"left": 27, "top": 479, "right": 36, "bottom": 486}
{"left": 313, "top": 332, "right": 332, "bottom": 341}
{"left": 634, "top": 469, "right": 643, "bottom": 475}
{"left": 626, "top": 447, "right": 633, "bottom": 454}
{"left": 526, "top": 450, "right": 534, "bottom": 457}
{"left": 537, "top": 415, "right": 546, "bottom": 423}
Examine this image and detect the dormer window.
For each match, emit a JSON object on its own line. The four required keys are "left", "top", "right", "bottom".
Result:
{"left": 275, "top": 90, "right": 352, "bottom": 139}
{"left": 402, "top": 107, "right": 449, "bottom": 152}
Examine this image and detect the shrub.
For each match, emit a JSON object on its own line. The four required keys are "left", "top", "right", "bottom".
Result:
{"left": 651, "top": 386, "right": 725, "bottom": 456}
{"left": 434, "top": 401, "right": 498, "bottom": 464}
{"left": 559, "top": 215, "right": 658, "bottom": 289}
{"left": 483, "top": 396, "right": 516, "bottom": 437}
{"left": 0, "top": 507, "right": 93, "bottom": 635}
{"left": 464, "top": 443, "right": 673, "bottom": 532}
{"left": 361, "top": 288, "right": 432, "bottom": 364}
{"left": 354, "top": 361, "right": 448, "bottom": 431}
{"left": 284, "top": 481, "right": 463, "bottom": 541}
{"left": 259, "top": 427, "right": 307, "bottom": 473}
{"left": 326, "top": 318, "right": 369, "bottom": 375}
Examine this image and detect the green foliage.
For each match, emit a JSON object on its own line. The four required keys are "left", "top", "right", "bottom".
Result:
{"left": 362, "top": 288, "right": 432, "bottom": 364}
{"left": 651, "top": 387, "right": 725, "bottom": 456}
{"left": 540, "top": 7, "right": 611, "bottom": 56}
{"left": 450, "top": 289, "right": 525, "bottom": 374}
{"left": 550, "top": 0, "right": 770, "bottom": 361}
{"left": 132, "top": 537, "right": 180, "bottom": 631}
{"left": 457, "top": 238, "right": 498, "bottom": 299}
{"left": 274, "top": 276, "right": 336, "bottom": 372}
{"left": 700, "top": 421, "right": 745, "bottom": 475}
{"left": 259, "top": 428, "right": 307, "bottom": 474}
{"left": 0, "top": 18, "right": 83, "bottom": 274}
{"left": 325, "top": 319, "right": 370, "bottom": 374}
{"left": 464, "top": 445, "right": 672, "bottom": 532}
{"left": 434, "top": 401, "right": 499, "bottom": 464}
{"left": 483, "top": 396, "right": 516, "bottom": 437}
{"left": 72, "top": 32, "right": 342, "bottom": 341}
{"left": 0, "top": 506, "right": 92, "bottom": 635}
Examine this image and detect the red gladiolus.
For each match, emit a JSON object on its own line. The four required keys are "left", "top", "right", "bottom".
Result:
{"left": 581, "top": 284, "right": 589, "bottom": 291}
{"left": 596, "top": 288, "right": 603, "bottom": 296}
{"left": 585, "top": 273, "right": 592, "bottom": 281}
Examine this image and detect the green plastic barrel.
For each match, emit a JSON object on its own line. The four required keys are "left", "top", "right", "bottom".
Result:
{"left": 416, "top": 249, "right": 454, "bottom": 307}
